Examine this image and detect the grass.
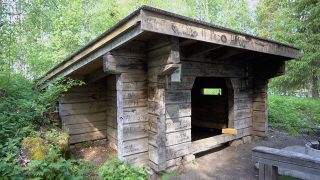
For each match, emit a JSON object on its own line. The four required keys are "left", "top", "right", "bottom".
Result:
{"left": 268, "top": 95, "right": 320, "bottom": 135}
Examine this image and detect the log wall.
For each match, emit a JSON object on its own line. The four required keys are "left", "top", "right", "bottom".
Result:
{"left": 59, "top": 82, "right": 108, "bottom": 144}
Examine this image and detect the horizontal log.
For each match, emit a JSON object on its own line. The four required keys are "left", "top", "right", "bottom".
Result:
{"left": 69, "top": 130, "right": 107, "bottom": 144}
{"left": 64, "top": 121, "right": 107, "bottom": 131}
{"left": 123, "top": 122, "right": 149, "bottom": 141}
{"left": 123, "top": 138, "right": 148, "bottom": 156}
{"left": 121, "top": 73, "right": 147, "bottom": 82}
{"left": 165, "top": 90, "right": 191, "bottom": 104}
{"left": 123, "top": 107, "right": 148, "bottom": 124}
{"left": 123, "top": 98, "right": 147, "bottom": 108}
{"left": 236, "top": 127, "right": 252, "bottom": 138}
{"left": 234, "top": 117, "right": 252, "bottom": 129}
{"left": 191, "top": 134, "right": 235, "bottom": 154}
{"left": 166, "top": 129, "right": 191, "bottom": 146}
{"left": 166, "top": 103, "right": 191, "bottom": 119}
{"left": 234, "top": 109, "right": 252, "bottom": 120}
{"left": 252, "top": 130, "right": 266, "bottom": 137}
{"left": 122, "top": 90, "right": 147, "bottom": 99}
{"left": 253, "top": 122, "right": 267, "bottom": 131}
{"left": 123, "top": 81, "right": 147, "bottom": 91}
{"left": 60, "top": 93, "right": 107, "bottom": 104}
{"left": 61, "top": 112, "right": 106, "bottom": 125}
{"left": 166, "top": 117, "right": 191, "bottom": 133}
{"left": 59, "top": 102, "right": 107, "bottom": 111}
{"left": 123, "top": 152, "right": 149, "bottom": 167}
{"left": 253, "top": 111, "right": 266, "bottom": 123}
{"left": 59, "top": 108, "right": 106, "bottom": 116}
{"left": 253, "top": 101, "right": 266, "bottom": 111}
{"left": 68, "top": 126, "right": 107, "bottom": 135}
{"left": 166, "top": 142, "right": 191, "bottom": 160}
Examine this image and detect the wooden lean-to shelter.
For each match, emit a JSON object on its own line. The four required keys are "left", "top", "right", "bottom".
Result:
{"left": 38, "top": 6, "right": 299, "bottom": 172}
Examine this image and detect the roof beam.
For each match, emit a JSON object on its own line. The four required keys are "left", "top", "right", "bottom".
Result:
{"left": 140, "top": 9, "right": 299, "bottom": 59}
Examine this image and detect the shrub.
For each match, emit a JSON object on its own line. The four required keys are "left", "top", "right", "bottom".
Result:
{"left": 268, "top": 95, "right": 320, "bottom": 134}
{"left": 0, "top": 74, "right": 85, "bottom": 179}
{"left": 98, "top": 158, "right": 148, "bottom": 180}
{"left": 45, "top": 129, "right": 69, "bottom": 154}
{"left": 25, "top": 148, "right": 91, "bottom": 179}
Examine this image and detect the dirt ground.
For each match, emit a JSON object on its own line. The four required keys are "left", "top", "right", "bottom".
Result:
{"left": 178, "top": 129, "right": 306, "bottom": 180}
{"left": 70, "top": 140, "right": 117, "bottom": 168}
{"left": 70, "top": 129, "right": 306, "bottom": 180}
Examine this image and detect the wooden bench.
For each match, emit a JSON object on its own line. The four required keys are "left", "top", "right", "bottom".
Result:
{"left": 252, "top": 146, "right": 320, "bottom": 180}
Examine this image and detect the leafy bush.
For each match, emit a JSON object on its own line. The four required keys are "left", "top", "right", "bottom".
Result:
{"left": 98, "top": 158, "right": 148, "bottom": 180}
{"left": 25, "top": 148, "right": 91, "bottom": 180}
{"left": 0, "top": 74, "right": 85, "bottom": 179}
{"left": 268, "top": 95, "right": 320, "bottom": 134}
{"left": 45, "top": 129, "right": 69, "bottom": 154}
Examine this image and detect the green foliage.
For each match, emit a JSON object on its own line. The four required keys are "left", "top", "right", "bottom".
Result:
{"left": 98, "top": 158, "right": 148, "bottom": 180}
{"left": 0, "top": 74, "right": 84, "bottom": 179}
{"left": 25, "top": 148, "right": 91, "bottom": 180}
{"left": 45, "top": 129, "right": 69, "bottom": 154}
{"left": 268, "top": 95, "right": 320, "bottom": 134}
{"left": 160, "top": 170, "right": 179, "bottom": 180}
{"left": 257, "top": 0, "right": 320, "bottom": 98}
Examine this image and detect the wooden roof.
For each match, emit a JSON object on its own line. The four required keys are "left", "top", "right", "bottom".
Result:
{"left": 38, "top": 6, "right": 300, "bottom": 88}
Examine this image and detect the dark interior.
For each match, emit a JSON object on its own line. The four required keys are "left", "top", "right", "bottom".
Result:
{"left": 191, "top": 77, "right": 229, "bottom": 141}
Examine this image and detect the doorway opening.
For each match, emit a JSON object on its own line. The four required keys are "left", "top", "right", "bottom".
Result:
{"left": 191, "top": 77, "right": 230, "bottom": 141}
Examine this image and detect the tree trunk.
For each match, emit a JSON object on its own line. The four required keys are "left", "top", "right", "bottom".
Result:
{"left": 311, "top": 73, "right": 319, "bottom": 99}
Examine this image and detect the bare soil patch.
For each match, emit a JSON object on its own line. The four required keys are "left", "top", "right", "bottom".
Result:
{"left": 70, "top": 139, "right": 117, "bottom": 169}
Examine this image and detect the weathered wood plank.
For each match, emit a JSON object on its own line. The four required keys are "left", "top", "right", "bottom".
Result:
{"left": 165, "top": 129, "right": 191, "bottom": 146}
{"left": 69, "top": 130, "right": 107, "bottom": 144}
{"left": 123, "top": 152, "right": 149, "bottom": 167}
{"left": 234, "top": 109, "right": 252, "bottom": 120}
{"left": 59, "top": 102, "right": 107, "bottom": 111}
{"left": 61, "top": 112, "right": 106, "bottom": 125}
{"left": 253, "top": 111, "right": 267, "bottom": 123}
{"left": 123, "top": 107, "right": 148, "bottom": 124}
{"left": 166, "top": 103, "right": 191, "bottom": 119}
{"left": 151, "top": 117, "right": 191, "bottom": 133}
{"left": 123, "top": 122, "right": 149, "bottom": 141}
{"left": 234, "top": 117, "right": 252, "bottom": 129}
{"left": 123, "top": 138, "right": 148, "bottom": 156}
{"left": 253, "top": 146, "right": 320, "bottom": 177}
{"left": 68, "top": 126, "right": 107, "bottom": 135}
{"left": 140, "top": 10, "right": 299, "bottom": 58}
{"left": 165, "top": 90, "right": 191, "bottom": 104}
{"left": 65, "top": 121, "right": 107, "bottom": 132}
{"left": 191, "top": 134, "right": 235, "bottom": 154}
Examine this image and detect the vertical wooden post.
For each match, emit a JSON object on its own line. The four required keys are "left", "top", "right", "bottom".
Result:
{"left": 116, "top": 74, "right": 124, "bottom": 159}
{"left": 157, "top": 77, "right": 167, "bottom": 171}
{"left": 259, "top": 163, "right": 278, "bottom": 180}
{"left": 252, "top": 78, "right": 269, "bottom": 137}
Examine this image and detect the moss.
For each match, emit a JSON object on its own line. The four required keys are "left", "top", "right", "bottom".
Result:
{"left": 21, "top": 137, "right": 48, "bottom": 160}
